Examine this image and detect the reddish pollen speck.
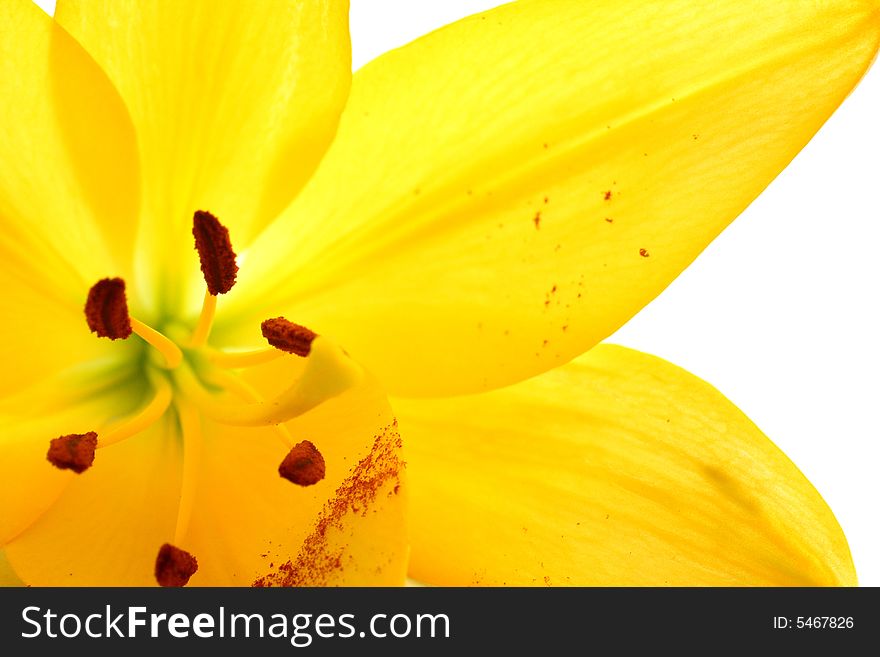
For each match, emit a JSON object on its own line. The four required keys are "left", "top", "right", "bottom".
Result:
{"left": 604, "top": 191, "right": 612, "bottom": 201}
{"left": 46, "top": 432, "right": 97, "bottom": 473}
{"left": 639, "top": 248, "right": 650, "bottom": 258}
{"left": 533, "top": 212, "right": 541, "bottom": 229}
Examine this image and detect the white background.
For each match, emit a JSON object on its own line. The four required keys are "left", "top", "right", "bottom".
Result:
{"left": 35, "top": 0, "right": 879, "bottom": 586}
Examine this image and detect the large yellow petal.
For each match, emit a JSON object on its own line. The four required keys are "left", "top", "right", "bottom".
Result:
{"left": 0, "top": 0, "right": 140, "bottom": 392}
{"left": 55, "top": 0, "right": 353, "bottom": 316}
{"left": 182, "top": 356, "right": 407, "bottom": 586}
{"left": 224, "top": 0, "right": 880, "bottom": 396}
{"left": 397, "top": 344, "right": 855, "bottom": 586}
{"left": 4, "top": 413, "right": 182, "bottom": 587}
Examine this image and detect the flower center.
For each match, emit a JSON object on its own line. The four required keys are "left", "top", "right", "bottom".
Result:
{"left": 45, "top": 211, "right": 362, "bottom": 587}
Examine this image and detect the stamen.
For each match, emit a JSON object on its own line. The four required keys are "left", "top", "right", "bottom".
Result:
{"left": 192, "top": 210, "right": 238, "bottom": 295}
{"left": 205, "top": 346, "right": 283, "bottom": 369}
{"left": 85, "top": 278, "right": 182, "bottom": 368}
{"left": 46, "top": 432, "right": 97, "bottom": 473}
{"left": 187, "top": 289, "right": 217, "bottom": 348}
{"left": 85, "top": 278, "right": 132, "bottom": 339}
{"left": 174, "top": 403, "right": 202, "bottom": 546}
{"left": 279, "top": 440, "right": 326, "bottom": 486}
{"left": 130, "top": 318, "right": 183, "bottom": 369}
{"left": 174, "top": 336, "right": 363, "bottom": 427}
{"left": 261, "top": 317, "right": 317, "bottom": 356}
{"left": 154, "top": 543, "right": 198, "bottom": 587}
{"left": 98, "top": 374, "right": 173, "bottom": 448}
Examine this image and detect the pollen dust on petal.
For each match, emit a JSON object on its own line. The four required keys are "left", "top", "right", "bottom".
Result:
{"left": 252, "top": 422, "right": 404, "bottom": 587}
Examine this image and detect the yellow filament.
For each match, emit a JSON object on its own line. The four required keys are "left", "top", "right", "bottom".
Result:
{"left": 130, "top": 317, "right": 183, "bottom": 368}
{"left": 174, "top": 401, "right": 202, "bottom": 545}
{"left": 204, "top": 346, "right": 284, "bottom": 369}
{"left": 188, "top": 289, "right": 217, "bottom": 348}
{"left": 201, "top": 369, "right": 293, "bottom": 447}
{"left": 175, "top": 336, "right": 363, "bottom": 426}
{"left": 98, "top": 375, "right": 173, "bottom": 448}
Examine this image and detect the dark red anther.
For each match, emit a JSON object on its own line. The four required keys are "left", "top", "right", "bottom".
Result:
{"left": 155, "top": 544, "right": 199, "bottom": 587}
{"left": 192, "top": 210, "right": 238, "bottom": 295}
{"left": 261, "top": 317, "right": 317, "bottom": 357}
{"left": 84, "top": 278, "right": 132, "bottom": 339}
{"left": 279, "top": 440, "right": 326, "bottom": 486}
{"left": 47, "top": 432, "right": 98, "bottom": 473}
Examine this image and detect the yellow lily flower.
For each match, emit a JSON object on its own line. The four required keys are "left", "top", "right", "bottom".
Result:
{"left": 1, "top": 0, "right": 877, "bottom": 587}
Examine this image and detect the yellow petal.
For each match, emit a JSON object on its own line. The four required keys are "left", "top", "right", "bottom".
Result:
{"left": 0, "top": 0, "right": 140, "bottom": 391}
{"left": 226, "top": 0, "right": 880, "bottom": 396}
{"left": 4, "top": 415, "right": 182, "bottom": 586}
{"left": 183, "top": 357, "right": 407, "bottom": 586}
{"left": 55, "top": 0, "right": 352, "bottom": 314}
{"left": 0, "top": 363, "right": 139, "bottom": 545}
{"left": 397, "top": 344, "right": 855, "bottom": 586}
